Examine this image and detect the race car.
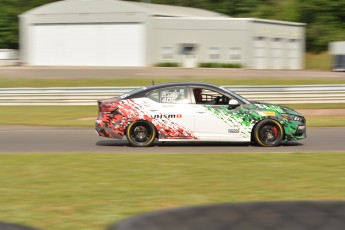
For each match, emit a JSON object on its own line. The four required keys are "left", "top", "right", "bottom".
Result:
{"left": 95, "top": 82, "right": 306, "bottom": 147}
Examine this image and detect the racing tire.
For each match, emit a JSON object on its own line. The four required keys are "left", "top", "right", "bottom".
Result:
{"left": 126, "top": 121, "right": 156, "bottom": 147}
{"left": 253, "top": 119, "right": 284, "bottom": 147}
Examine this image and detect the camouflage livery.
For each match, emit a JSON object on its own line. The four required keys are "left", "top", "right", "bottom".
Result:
{"left": 204, "top": 102, "right": 306, "bottom": 141}
{"left": 95, "top": 82, "right": 307, "bottom": 147}
{"left": 96, "top": 98, "right": 197, "bottom": 140}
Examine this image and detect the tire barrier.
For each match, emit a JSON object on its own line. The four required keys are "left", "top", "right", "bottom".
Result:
{"left": 108, "top": 201, "right": 345, "bottom": 230}
{"left": 0, "top": 222, "right": 40, "bottom": 230}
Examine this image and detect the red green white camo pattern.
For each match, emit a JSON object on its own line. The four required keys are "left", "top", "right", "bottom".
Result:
{"left": 97, "top": 98, "right": 197, "bottom": 140}
{"left": 96, "top": 98, "right": 305, "bottom": 142}
{"left": 204, "top": 102, "right": 305, "bottom": 141}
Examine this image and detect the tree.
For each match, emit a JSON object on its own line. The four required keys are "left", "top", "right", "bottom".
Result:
{"left": 299, "top": 0, "right": 345, "bottom": 52}
{"left": 0, "top": 0, "right": 57, "bottom": 49}
{"left": 0, "top": 0, "right": 344, "bottom": 52}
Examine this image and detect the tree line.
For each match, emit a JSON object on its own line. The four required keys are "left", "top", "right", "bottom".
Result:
{"left": 0, "top": 0, "right": 344, "bottom": 52}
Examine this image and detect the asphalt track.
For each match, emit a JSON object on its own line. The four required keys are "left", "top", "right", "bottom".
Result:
{"left": 0, "top": 126, "right": 344, "bottom": 153}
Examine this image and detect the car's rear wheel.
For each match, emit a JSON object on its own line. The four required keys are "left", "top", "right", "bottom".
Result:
{"left": 253, "top": 119, "right": 284, "bottom": 147}
{"left": 126, "top": 121, "right": 156, "bottom": 147}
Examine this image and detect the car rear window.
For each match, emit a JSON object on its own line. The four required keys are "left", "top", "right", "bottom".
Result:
{"left": 147, "top": 87, "right": 189, "bottom": 104}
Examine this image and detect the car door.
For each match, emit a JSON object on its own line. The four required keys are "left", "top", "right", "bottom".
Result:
{"left": 146, "top": 86, "right": 196, "bottom": 140}
{"left": 191, "top": 87, "right": 248, "bottom": 141}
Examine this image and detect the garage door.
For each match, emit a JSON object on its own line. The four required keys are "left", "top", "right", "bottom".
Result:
{"left": 270, "top": 38, "right": 284, "bottom": 69}
{"left": 29, "top": 23, "right": 145, "bottom": 66}
{"left": 287, "top": 39, "right": 301, "bottom": 69}
{"left": 253, "top": 36, "right": 267, "bottom": 69}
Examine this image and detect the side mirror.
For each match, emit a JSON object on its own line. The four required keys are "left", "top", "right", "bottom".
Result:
{"left": 228, "top": 99, "right": 240, "bottom": 109}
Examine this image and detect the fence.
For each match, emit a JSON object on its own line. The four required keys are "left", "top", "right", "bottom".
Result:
{"left": 0, "top": 85, "right": 344, "bottom": 105}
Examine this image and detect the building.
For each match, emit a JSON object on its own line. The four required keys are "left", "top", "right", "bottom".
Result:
{"left": 19, "top": 0, "right": 305, "bottom": 69}
{"left": 0, "top": 49, "right": 19, "bottom": 66}
{"left": 330, "top": 41, "right": 345, "bottom": 71}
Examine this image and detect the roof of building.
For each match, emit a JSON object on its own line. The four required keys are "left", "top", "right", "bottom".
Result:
{"left": 130, "top": 1, "right": 226, "bottom": 17}
{"left": 21, "top": 0, "right": 227, "bottom": 18}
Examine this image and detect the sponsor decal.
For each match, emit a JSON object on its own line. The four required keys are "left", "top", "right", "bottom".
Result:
{"left": 153, "top": 114, "right": 183, "bottom": 119}
{"left": 228, "top": 128, "right": 240, "bottom": 133}
{"left": 262, "top": 111, "right": 276, "bottom": 116}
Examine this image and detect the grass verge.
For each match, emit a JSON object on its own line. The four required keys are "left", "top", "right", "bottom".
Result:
{"left": 1, "top": 152, "right": 345, "bottom": 230}
{"left": 0, "top": 106, "right": 96, "bottom": 127}
{"left": 0, "top": 105, "right": 344, "bottom": 127}
{"left": 306, "top": 117, "right": 345, "bottom": 127}
{"left": 1, "top": 77, "right": 345, "bottom": 88}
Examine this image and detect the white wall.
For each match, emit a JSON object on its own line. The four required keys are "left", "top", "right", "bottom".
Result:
{"left": 28, "top": 23, "right": 145, "bottom": 66}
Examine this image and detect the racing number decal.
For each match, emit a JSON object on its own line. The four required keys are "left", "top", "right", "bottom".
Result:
{"left": 161, "top": 91, "right": 178, "bottom": 103}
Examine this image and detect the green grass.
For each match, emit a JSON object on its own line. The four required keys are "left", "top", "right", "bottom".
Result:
{"left": 284, "top": 103, "right": 345, "bottom": 109}
{"left": 0, "top": 105, "right": 344, "bottom": 127}
{"left": 0, "top": 106, "right": 96, "bottom": 127}
{"left": 1, "top": 77, "right": 345, "bottom": 88}
{"left": 0, "top": 152, "right": 345, "bottom": 230}
{"left": 307, "top": 117, "right": 345, "bottom": 127}
{"left": 305, "top": 52, "right": 332, "bottom": 70}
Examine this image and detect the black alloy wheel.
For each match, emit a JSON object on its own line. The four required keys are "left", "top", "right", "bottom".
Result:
{"left": 126, "top": 121, "right": 156, "bottom": 147}
{"left": 254, "top": 119, "right": 284, "bottom": 147}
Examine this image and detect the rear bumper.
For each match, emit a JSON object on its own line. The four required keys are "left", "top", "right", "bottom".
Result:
{"left": 95, "top": 120, "right": 124, "bottom": 139}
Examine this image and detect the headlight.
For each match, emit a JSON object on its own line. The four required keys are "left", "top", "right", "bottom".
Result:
{"left": 294, "top": 116, "right": 304, "bottom": 122}
{"left": 282, "top": 114, "right": 304, "bottom": 122}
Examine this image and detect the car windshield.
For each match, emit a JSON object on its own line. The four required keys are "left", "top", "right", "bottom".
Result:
{"left": 220, "top": 86, "right": 251, "bottom": 104}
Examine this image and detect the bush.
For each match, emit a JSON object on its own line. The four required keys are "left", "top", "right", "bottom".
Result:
{"left": 221, "top": 63, "right": 242, "bottom": 68}
{"left": 198, "top": 62, "right": 221, "bottom": 68}
{"left": 154, "top": 62, "right": 242, "bottom": 68}
{"left": 155, "top": 62, "right": 180, "bottom": 67}
{"left": 198, "top": 62, "right": 242, "bottom": 68}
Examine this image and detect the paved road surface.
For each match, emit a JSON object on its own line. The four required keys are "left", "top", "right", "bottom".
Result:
{"left": 0, "top": 126, "right": 344, "bottom": 153}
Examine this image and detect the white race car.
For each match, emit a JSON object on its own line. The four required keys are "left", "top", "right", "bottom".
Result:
{"left": 95, "top": 82, "right": 306, "bottom": 147}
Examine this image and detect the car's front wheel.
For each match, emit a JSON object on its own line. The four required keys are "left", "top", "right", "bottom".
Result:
{"left": 253, "top": 119, "right": 284, "bottom": 147}
{"left": 126, "top": 121, "right": 156, "bottom": 147}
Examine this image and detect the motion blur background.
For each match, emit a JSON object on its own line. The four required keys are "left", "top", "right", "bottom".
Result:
{"left": 0, "top": 1, "right": 344, "bottom": 230}
{"left": 0, "top": 0, "right": 344, "bottom": 69}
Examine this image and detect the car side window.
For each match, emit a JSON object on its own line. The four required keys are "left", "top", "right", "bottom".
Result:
{"left": 193, "top": 88, "right": 230, "bottom": 105}
{"left": 147, "top": 87, "right": 189, "bottom": 104}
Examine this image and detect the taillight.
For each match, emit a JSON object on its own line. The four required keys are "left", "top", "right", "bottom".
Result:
{"left": 98, "top": 99, "right": 119, "bottom": 113}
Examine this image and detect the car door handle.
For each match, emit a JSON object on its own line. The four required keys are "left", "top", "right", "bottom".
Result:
{"left": 196, "top": 110, "right": 207, "bottom": 113}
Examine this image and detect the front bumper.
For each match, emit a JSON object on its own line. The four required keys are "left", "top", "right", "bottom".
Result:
{"left": 284, "top": 123, "right": 307, "bottom": 141}
{"left": 296, "top": 125, "right": 307, "bottom": 137}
